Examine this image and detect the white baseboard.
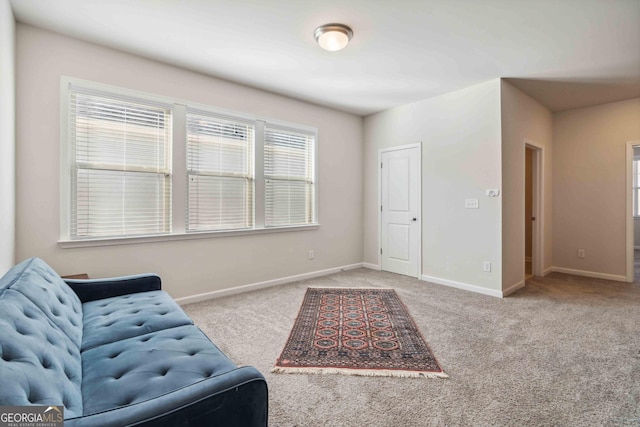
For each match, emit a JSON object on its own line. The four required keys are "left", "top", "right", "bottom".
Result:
{"left": 543, "top": 267, "right": 553, "bottom": 276}
{"left": 174, "top": 263, "right": 364, "bottom": 306}
{"left": 550, "top": 266, "right": 627, "bottom": 282}
{"left": 503, "top": 280, "right": 525, "bottom": 297}
{"left": 421, "top": 274, "right": 503, "bottom": 298}
{"left": 362, "top": 263, "right": 381, "bottom": 270}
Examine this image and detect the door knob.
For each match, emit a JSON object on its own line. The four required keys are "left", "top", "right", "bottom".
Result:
{"left": 412, "top": 217, "right": 417, "bottom": 221}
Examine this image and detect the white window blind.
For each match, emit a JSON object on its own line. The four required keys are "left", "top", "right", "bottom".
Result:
{"left": 264, "top": 126, "right": 316, "bottom": 227}
{"left": 69, "top": 86, "right": 172, "bottom": 238}
{"left": 186, "top": 110, "right": 254, "bottom": 231}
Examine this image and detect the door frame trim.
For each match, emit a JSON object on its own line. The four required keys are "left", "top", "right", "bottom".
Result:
{"left": 625, "top": 141, "right": 640, "bottom": 282}
{"left": 524, "top": 140, "right": 544, "bottom": 278}
{"left": 378, "top": 143, "right": 422, "bottom": 279}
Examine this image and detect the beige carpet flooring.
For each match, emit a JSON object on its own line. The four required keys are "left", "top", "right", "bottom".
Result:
{"left": 184, "top": 268, "right": 640, "bottom": 426}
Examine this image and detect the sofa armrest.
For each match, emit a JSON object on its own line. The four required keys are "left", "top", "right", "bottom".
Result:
{"left": 64, "top": 274, "right": 162, "bottom": 303}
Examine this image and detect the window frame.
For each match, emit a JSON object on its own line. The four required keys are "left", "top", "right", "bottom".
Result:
{"left": 185, "top": 108, "right": 256, "bottom": 232}
{"left": 66, "top": 85, "right": 174, "bottom": 239}
{"left": 264, "top": 125, "right": 317, "bottom": 228}
{"left": 59, "top": 77, "right": 318, "bottom": 248}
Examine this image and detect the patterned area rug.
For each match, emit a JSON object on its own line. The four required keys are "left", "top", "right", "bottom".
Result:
{"left": 272, "top": 288, "right": 447, "bottom": 378}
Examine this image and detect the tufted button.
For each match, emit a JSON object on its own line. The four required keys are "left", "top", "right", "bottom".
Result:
{"left": 122, "top": 396, "right": 135, "bottom": 405}
{"left": 64, "top": 368, "right": 73, "bottom": 380}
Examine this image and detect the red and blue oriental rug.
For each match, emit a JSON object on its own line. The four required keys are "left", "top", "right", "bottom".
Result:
{"left": 272, "top": 288, "right": 447, "bottom": 379}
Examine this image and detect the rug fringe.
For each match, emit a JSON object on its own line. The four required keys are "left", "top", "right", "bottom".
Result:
{"left": 271, "top": 366, "right": 448, "bottom": 379}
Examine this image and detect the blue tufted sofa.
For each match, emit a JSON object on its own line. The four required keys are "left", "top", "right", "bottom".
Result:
{"left": 0, "top": 257, "right": 268, "bottom": 426}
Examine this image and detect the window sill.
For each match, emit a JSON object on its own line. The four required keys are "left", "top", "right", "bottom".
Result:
{"left": 58, "top": 224, "right": 320, "bottom": 248}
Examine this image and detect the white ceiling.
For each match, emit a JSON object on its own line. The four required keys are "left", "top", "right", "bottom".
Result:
{"left": 9, "top": 0, "right": 640, "bottom": 116}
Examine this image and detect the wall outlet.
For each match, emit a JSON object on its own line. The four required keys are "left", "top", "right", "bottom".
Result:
{"left": 483, "top": 261, "right": 491, "bottom": 272}
{"left": 577, "top": 249, "right": 585, "bottom": 258}
{"left": 308, "top": 250, "right": 315, "bottom": 260}
{"left": 465, "top": 198, "right": 479, "bottom": 209}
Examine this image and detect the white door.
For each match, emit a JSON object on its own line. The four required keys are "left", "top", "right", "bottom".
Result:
{"left": 380, "top": 145, "right": 421, "bottom": 278}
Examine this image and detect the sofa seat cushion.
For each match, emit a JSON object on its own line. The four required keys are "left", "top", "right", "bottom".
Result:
{"left": 81, "top": 290, "right": 193, "bottom": 351}
{"left": 80, "top": 325, "right": 237, "bottom": 417}
{"left": 0, "top": 290, "right": 83, "bottom": 418}
{"left": 0, "top": 258, "right": 83, "bottom": 348}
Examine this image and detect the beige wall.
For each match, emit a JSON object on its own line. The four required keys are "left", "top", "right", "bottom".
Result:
{"left": 500, "top": 80, "right": 553, "bottom": 291}
{"left": 0, "top": 2, "right": 16, "bottom": 274}
{"left": 15, "top": 25, "right": 364, "bottom": 299}
{"left": 364, "top": 79, "right": 503, "bottom": 294}
{"left": 553, "top": 98, "right": 640, "bottom": 279}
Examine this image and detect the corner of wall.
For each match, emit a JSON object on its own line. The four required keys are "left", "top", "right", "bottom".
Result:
{"left": 499, "top": 80, "right": 554, "bottom": 293}
{"left": 0, "top": 1, "right": 16, "bottom": 274}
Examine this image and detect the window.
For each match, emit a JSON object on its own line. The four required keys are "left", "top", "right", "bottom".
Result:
{"left": 61, "top": 78, "right": 317, "bottom": 244}
{"left": 264, "top": 126, "right": 316, "bottom": 227}
{"left": 187, "top": 110, "right": 254, "bottom": 231}
{"left": 68, "top": 86, "right": 172, "bottom": 238}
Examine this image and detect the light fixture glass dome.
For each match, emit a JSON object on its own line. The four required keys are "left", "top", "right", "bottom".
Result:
{"left": 314, "top": 24, "right": 353, "bottom": 51}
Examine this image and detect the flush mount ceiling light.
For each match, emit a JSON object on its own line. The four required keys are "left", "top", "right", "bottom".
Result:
{"left": 314, "top": 23, "right": 353, "bottom": 51}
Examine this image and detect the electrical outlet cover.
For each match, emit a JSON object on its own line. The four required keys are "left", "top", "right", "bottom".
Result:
{"left": 465, "top": 199, "right": 479, "bottom": 209}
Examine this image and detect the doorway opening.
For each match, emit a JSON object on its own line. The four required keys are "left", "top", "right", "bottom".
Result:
{"left": 625, "top": 141, "right": 640, "bottom": 282}
{"left": 524, "top": 141, "right": 543, "bottom": 279}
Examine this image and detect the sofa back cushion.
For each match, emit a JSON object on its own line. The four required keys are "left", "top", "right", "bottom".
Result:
{"left": 0, "top": 258, "right": 83, "bottom": 348}
{"left": 0, "top": 290, "right": 84, "bottom": 417}
{"left": 0, "top": 258, "right": 84, "bottom": 417}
